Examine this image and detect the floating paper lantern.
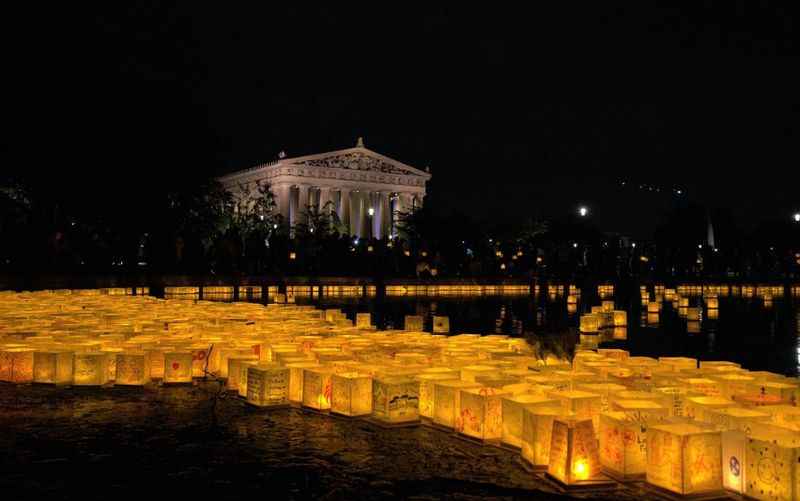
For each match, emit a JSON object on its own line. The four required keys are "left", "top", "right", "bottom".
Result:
{"left": 521, "top": 406, "right": 565, "bottom": 467}
{"left": 115, "top": 352, "right": 151, "bottom": 386}
{"left": 460, "top": 364, "right": 497, "bottom": 383}
{"left": 579, "top": 314, "right": 600, "bottom": 333}
{"left": 372, "top": 376, "right": 419, "bottom": 424}
{"left": 547, "top": 417, "right": 602, "bottom": 485}
{"left": 237, "top": 360, "right": 258, "bottom": 397}
{"left": 711, "top": 373, "right": 755, "bottom": 400}
{"left": 404, "top": 315, "right": 423, "bottom": 331}
{"left": 599, "top": 411, "right": 651, "bottom": 479}
{"left": 302, "top": 367, "right": 333, "bottom": 411}
{"left": 646, "top": 422, "right": 723, "bottom": 496}
{"left": 612, "top": 311, "right": 627, "bottom": 327}
{"left": 647, "top": 302, "right": 660, "bottom": 314}
{"left": 746, "top": 381, "right": 798, "bottom": 405}
{"left": 33, "top": 351, "right": 73, "bottom": 385}
{"left": 745, "top": 427, "right": 800, "bottom": 501}
{"left": 501, "top": 394, "right": 557, "bottom": 447}
{"left": 73, "top": 352, "right": 110, "bottom": 386}
{"left": 658, "top": 357, "right": 697, "bottom": 372}
{"left": 548, "top": 389, "right": 602, "bottom": 431}
{"left": 433, "top": 380, "right": 482, "bottom": 428}
{"left": 611, "top": 399, "right": 669, "bottom": 422}
{"left": 432, "top": 316, "right": 449, "bottom": 333}
{"left": 0, "top": 348, "right": 34, "bottom": 383}
{"left": 226, "top": 356, "right": 259, "bottom": 392}
{"left": 246, "top": 363, "right": 289, "bottom": 407}
{"left": 706, "top": 407, "right": 771, "bottom": 435}
{"left": 454, "top": 387, "right": 508, "bottom": 440}
{"left": 331, "top": 372, "right": 372, "bottom": 417}
{"left": 163, "top": 351, "right": 193, "bottom": 384}
{"left": 356, "top": 313, "right": 373, "bottom": 329}
{"left": 685, "top": 396, "right": 737, "bottom": 421}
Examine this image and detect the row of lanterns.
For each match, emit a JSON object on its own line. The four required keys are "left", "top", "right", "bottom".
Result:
{"left": 3, "top": 289, "right": 800, "bottom": 499}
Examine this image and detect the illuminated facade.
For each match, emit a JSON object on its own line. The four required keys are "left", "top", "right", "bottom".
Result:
{"left": 219, "top": 138, "right": 430, "bottom": 239}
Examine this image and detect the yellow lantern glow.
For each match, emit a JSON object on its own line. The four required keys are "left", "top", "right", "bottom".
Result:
{"left": 416, "top": 373, "right": 459, "bottom": 418}
{"left": 33, "top": 351, "right": 73, "bottom": 385}
{"left": 0, "top": 348, "right": 34, "bottom": 383}
{"left": 246, "top": 363, "right": 289, "bottom": 407}
{"left": 72, "top": 352, "right": 110, "bottom": 386}
{"left": 501, "top": 394, "right": 557, "bottom": 447}
{"left": 548, "top": 389, "right": 603, "bottom": 431}
{"left": 331, "top": 372, "right": 372, "bottom": 417}
{"left": 371, "top": 376, "right": 419, "bottom": 424}
{"left": 646, "top": 422, "right": 723, "bottom": 496}
{"left": 579, "top": 314, "right": 600, "bottom": 333}
{"left": 163, "top": 351, "right": 193, "bottom": 384}
{"left": 612, "top": 311, "right": 627, "bottom": 327}
{"left": 226, "top": 356, "right": 259, "bottom": 392}
{"left": 115, "top": 352, "right": 151, "bottom": 386}
{"left": 745, "top": 427, "right": 800, "bottom": 501}
{"left": 455, "top": 387, "right": 509, "bottom": 441}
{"left": 432, "top": 316, "right": 449, "bottom": 333}
{"left": 404, "top": 315, "right": 423, "bottom": 331}
{"left": 302, "top": 367, "right": 333, "bottom": 411}
{"left": 547, "top": 417, "right": 602, "bottom": 485}
{"left": 599, "top": 411, "right": 652, "bottom": 479}
{"left": 433, "top": 380, "right": 482, "bottom": 428}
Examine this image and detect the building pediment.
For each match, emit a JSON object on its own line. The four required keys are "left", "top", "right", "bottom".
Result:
{"left": 291, "top": 148, "right": 430, "bottom": 179}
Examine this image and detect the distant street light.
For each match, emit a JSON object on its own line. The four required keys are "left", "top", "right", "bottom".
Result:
{"left": 368, "top": 207, "right": 375, "bottom": 216}
{"left": 578, "top": 206, "right": 589, "bottom": 217}
{"left": 794, "top": 212, "right": 800, "bottom": 223}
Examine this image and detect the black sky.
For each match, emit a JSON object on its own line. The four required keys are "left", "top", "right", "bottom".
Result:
{"left": 10, "top": 3, "right": 799, "bottom": 238}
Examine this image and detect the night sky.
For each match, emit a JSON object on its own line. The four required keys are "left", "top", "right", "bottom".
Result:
{"left": 11, "top": 4, "right": 799, "bottom": 238}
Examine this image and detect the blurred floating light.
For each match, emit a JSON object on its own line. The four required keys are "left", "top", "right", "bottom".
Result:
{"left": 794, "top": 212, "right": 800, "bottom": 222}
{"left": 367, "top": 207, "right": 375, "bottom": 216}
{"left": 578, "top": 206, "right": 588, "bottom": 217}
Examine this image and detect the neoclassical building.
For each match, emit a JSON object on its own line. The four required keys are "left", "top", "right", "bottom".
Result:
{"left": 219, "top": 138, "right": 430, "bottom": 239}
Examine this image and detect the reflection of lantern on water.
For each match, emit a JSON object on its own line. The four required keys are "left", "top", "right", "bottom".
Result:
{"left": 115, "top": 352, "right": 151, "bottom": 386}
{"left": 599, "top": 411, "right": 651, "bottom": 479}
{"left": 163, "top": 351, "right": 193, "bottom": 384}
{"left": 0, "top": 348, "right": 34, "bottom": 383}
{"left": 302, "top": 367, "right": 333, "bottom": 411}
{"left": 331, "top": 372, "right": 372, "bottom": 417}
{"left": 372, "top": 376, "right": 420, "bottom": 424}
{"left": 33, "top": 351, "right": 73, "bottom": 384}
{"left": 502, "top": 394, "right": 557, "bottom": 447}
{"left": 226, "top": 356, "right": 259, "bottom": 392}
{"left": 433, "top": 380, "right": 482, "bottom": 428}
{"left": 73, "top": 352, "right": 110, "bottom": 386}
{"left": 705, "top": 297, "right": 719, "bottom": 309}
{"left": 567, "top": 303, "right": 577, "bottom": 315}
{"left": 547, "top": 417, "right": 602, "bottom": 484}
{"left": 457, "top": 387, "right": 509, "bottom": 440}
{"left": 686, "top": 307, "right": 701, "bottom": 321}
{"left": 647, "top": 313, "right": 660, "bottom": 325}
{"left": 416, "top": 373, "right": 459, "bottom": 418}
{"left": 611, "top": 327, "right": 627, "bottom": 340}
{"left": 706, "top": 308, "right": 719, "bottom": 320}
{"left": 646, "top": 422, "right": 723, "bottom": 496}
{"left": 647, "top": 302, "right": 660, "bottom": 314}
{"left": 687, "top": 320, "right": 701, "bottom": 333}
{"left": 246, "top": 363, "right": 289, "bottom": 407}
{"left": 567, "top": 294, "right": 577, "bottom": 305}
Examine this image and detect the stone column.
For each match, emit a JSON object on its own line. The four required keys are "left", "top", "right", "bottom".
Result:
{"left": 338, "top": 189, "right": 350, "bottom": 234}
{"left": 289, "top": 185, "right": 299, "bottom": 229}
{"left": 372, "top": 192, "right": 383, "bottom": 240}
{"left": 381, "top": 192, "right": 391, "bottom": 239}
{"left": 276, "top": 184, "right": 291, "bottom": 223}
{"left": 319, "top": 186, "right": 332, "bottom": 215}
{"left": 350, "top": 191, "right": 362, "bottom": 238}
{"left": 298, "top": 184, "right": 311, "bottom": 224}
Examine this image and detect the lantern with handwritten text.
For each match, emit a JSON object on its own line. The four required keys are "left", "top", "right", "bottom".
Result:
{"left": 331, "top": 372, "right": 372, "bottom": 417}
{"left": 547, "top": 417, "right": 602, "bottom": 485}
{"left": 372, "top": 376, "right": 419, "bottom": 424}
{"left": 646, "top": 422, "right": 723, "bottom": 496}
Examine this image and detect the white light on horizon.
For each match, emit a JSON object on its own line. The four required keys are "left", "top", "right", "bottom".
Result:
{"left": 578, "top": 206, "right": 588, "bottom": 217}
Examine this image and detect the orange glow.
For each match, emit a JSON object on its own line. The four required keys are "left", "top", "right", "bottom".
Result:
{"left": 573, "top": 459, "right": 589, "bottom": 479}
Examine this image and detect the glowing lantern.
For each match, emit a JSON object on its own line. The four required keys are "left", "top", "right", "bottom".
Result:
{"left": 416, "top": 373, "right": 459, "bottom": 418}
{"left": 246, "top": 363, "right": 289, "bottom": 407}
{"left": 599, "top": 411, "right": 651, "bottom": 479}
{"left": 647, "top": 302, "right": 660, "bottom": 314}
{"left": 460, "top": 364, "right": 497, "bottom": 383}
{"left": 432, "top": 316, "right": 449, "bottom": 333}
{"left": 746, "top": 381, "right": 798, "bottom": 405}
{"left": 237, "top": 360, "right": 258, "bottom": 397}
{"left": 331, "top": 372, "right": 372, "bottom": 417}
{"left": 579, "top": 314, "right": 600, "bottom": 333}
{"left": 371, "top": 376, "right": 419, "bottom": 424}
{"left": 764, "top": 405, "right": 800, "bottom": 431}
{"left": 658, "top": 356, "right": 697, "bottom": 372}
{"left": 646, "top": 422, "right": 723, "bottom": 496}
{"left": 677, "top": 377, "right": 720, "bottom": 397}
{"left": 356, "top": 313, "right": 373, "bottom": 329}
{"left": 163, "top": 351, "right": 193, "bottom": 384}
{"left": 744, "top": 427, "right": 800, "bottom": 501}
{"left": 226, "top": 355, "right": 258, "bottom": 392}
{"left": 33, "top": 351, "right": 73, "bottom": 385}
{"left": 404, "top": 315, "right": 424, "bottom": 331}
{"left": 521, "top": 406, "right": 565, "bottom": 467}
{"left": 115, "top": 352, "right": 151, "bottom": 386}
{"left": 433, "top": 380, "right": 482, "bottom": 428}
{"left": 711, "top": 373, "right": 755, "bottom": 400}
{"left": 705, "top": 407, "right": 770, "bottom": 434}
{"left": 548, "top": 389, "right": 602, "bottom": 431}
{"left": 685, "top": 396, "right": 737, "bottom": 421}
{"left": 302, "top": 367, "right": 333, "bottom": 411}
{"left": 453, "top": 387, "right": 506, "bottom": 440}
{"left": 547, "top": 417, "right": 602, "bottom": 485}
{"left": 501, "top": 394, "right": 557, "bottom": 447}
{"left": 0, "top": 348, "right": 34, "bottom": 383}
{"left": 611, "top": 399, "right": 669, "bottom": 423}
{"left": 601, "top": 300, "right": 614, "bottom": 312}
{"left": 612, "top": 311, "right": 627, "bottom": 327}
{"left": 73, "top": 352, "right": 110, "bottom": 386}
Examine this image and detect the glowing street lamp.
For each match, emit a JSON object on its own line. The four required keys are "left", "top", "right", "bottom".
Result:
{"left": 578, "top": 206, "right": 589, "bottom": 217}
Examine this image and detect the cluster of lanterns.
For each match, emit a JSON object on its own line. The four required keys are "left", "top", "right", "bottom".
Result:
{"left": 385, "top": 285, "right": 529, "bottom": 297}
{"left": 3, "top": 288, "right": 800, "bottom": 500}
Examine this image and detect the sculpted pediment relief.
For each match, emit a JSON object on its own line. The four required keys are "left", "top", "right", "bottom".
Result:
{"left": 293, "top": 151, "right": 425, "bottom": 177}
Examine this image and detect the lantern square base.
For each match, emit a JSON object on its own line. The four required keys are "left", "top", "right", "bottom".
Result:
{"left": 361, "top": 416, "right": 421, "bottom": 429}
